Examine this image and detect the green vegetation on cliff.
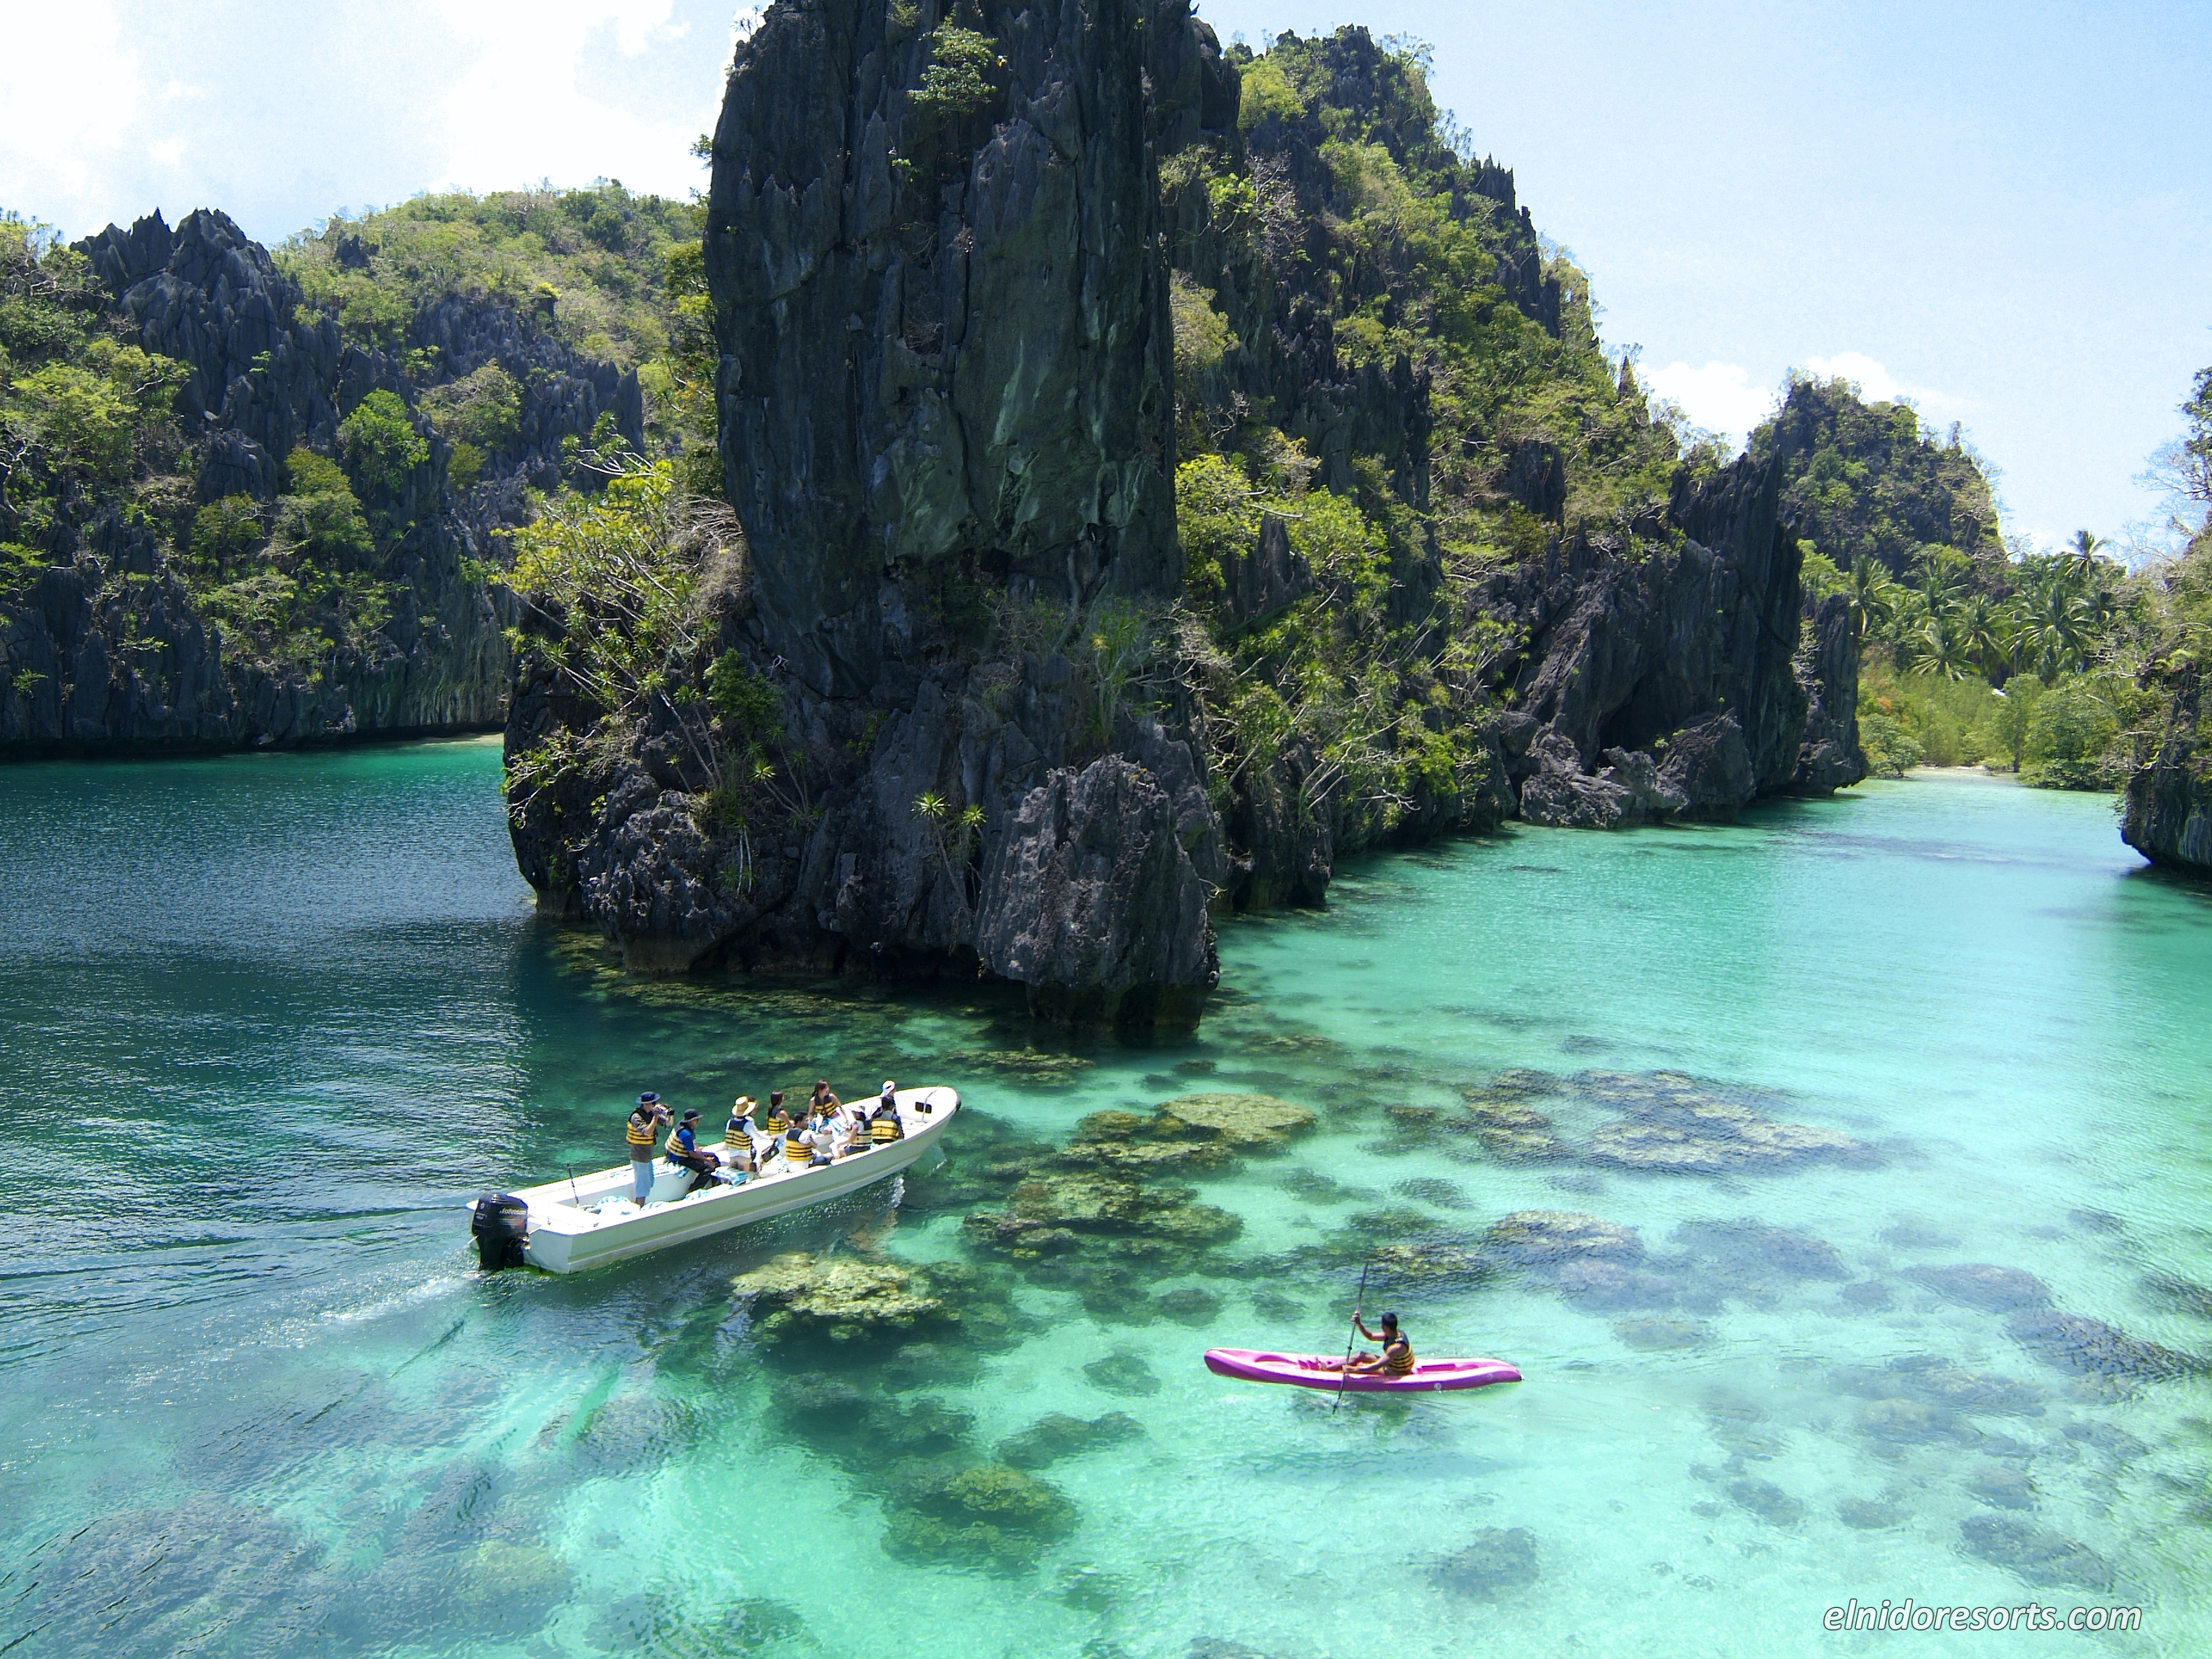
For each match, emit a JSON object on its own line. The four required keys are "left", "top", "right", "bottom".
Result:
{"left": 1160, "top": 28, "right": 1718, "bottom": 861}
{"left": 1754, "top": 376, "right": 2002, "bottom": 574}
{"left": 276, "top": 184, "right": 719, "bottom": 491}
{"left": 1, "top": 215, "right": 190, "bottom": 569}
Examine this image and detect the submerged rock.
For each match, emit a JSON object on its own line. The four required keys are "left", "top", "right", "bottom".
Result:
{"left": 2141, "top": 1269, "right": 2212, "bottom": 1321}
{"left": 1084, "top": 1352, "right": 1162, "bottom": 1397}
{"left": 1393, "top": 1177, "right": 1470, "bottom": 1209}
{"left": 1958, "top": 1514, "right": 2115, "bottom": 1590}
{"left": 2006, "top": 1308, "right": 2209, "bottom": 1382}
{"left": 1550, "top": 1258, "right": 1678, "bottom": 1310}
{"left": 1429, "top": 1528, "right": 1540, "bottom": 1600}
{"left": 1855, "top": 1396, "right": 1983, "bottom": 1447}
{"left": 1728, "top": 1478, "right": 1805, "bottom": 1527}
{"left": 1837, "top": 1497, "right": 1908, "bottom": 1530}
{"left": 1460, "top": 1093, "right": 1572, "bottom": 1161}
{"left": 1831, "top": 1356, "right": 2045, "bottom": 1418}
{"left": 997, "top": 1412, "right": 1144, "bottom": 1470}
{"left": 1968, "top": 1463, "right": 2036, "bottom": 1511}
{"left": 1486, "top": 1210, "right": 1643, "bottom": 1264}
{"left": 883, "top": 1463, "right": 1077, "bottom": 1574}
{"left": 591, "top": 1592, "right": 818, "bottom": 1656}
{"left": 1158, "top": 1287, "right": 1224, "bottom": 1326}
{"left": 967, "top": 1172, "right": 1241, "bottom": 1258}
{"left": 1673, "top": 1219, "right": 1848, "bottom": 1282}
{"left": 1908, "top": 1263, "right": 2053, "bottom": 1313}
{"left": 1156, "top": 1093, "right": 1317, "bottom": 1147}
{"left": 1615, "top": 1316, "right": 1709, "bottom": 1350}
{"left": 733, "top": 1252, "right": 953, "bottom": 1344}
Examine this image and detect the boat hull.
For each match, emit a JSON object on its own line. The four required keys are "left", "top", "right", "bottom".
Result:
{"left": 1202, "top": 1347, "right": 1521, "bottom": 1393}
{"left": 471, "top": 1088, "right": 958, "bottom": 1273}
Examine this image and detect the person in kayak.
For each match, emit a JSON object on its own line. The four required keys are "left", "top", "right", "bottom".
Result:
{"left": 1329, "top": 1310, "right": 1415, "bottom": 1377}
{"left": 626, "top": 1092, "right": 671, "bottom": 1201}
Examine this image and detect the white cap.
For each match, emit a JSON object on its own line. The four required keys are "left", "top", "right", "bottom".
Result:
{"left": 882, "top": 1079, "right": 896, "bottom": 1091}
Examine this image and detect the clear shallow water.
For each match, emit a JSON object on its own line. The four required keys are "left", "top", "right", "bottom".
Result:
{"left": 2, "top": 749, "right": 2209, "bottom": 1657}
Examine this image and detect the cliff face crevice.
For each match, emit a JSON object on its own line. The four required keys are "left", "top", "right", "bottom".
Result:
{"left": 1, "top": 209, "right": 636, "bottom": 754}
{"left": 507, "top": 0, "right": 1228, "bottom": 1024}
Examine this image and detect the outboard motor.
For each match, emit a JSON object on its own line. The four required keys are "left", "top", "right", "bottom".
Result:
{"left": 472, "top": 1193, "right": 530, "bottom": 1270}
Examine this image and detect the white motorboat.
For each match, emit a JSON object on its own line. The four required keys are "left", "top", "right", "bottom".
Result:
{"left": 468, "top": 1087, "right": 959, "bottom": 1273}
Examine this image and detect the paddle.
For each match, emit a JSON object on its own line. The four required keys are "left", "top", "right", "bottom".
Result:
{"left": 1333, "top": 1258, "right": 1372, "bottom": 1413}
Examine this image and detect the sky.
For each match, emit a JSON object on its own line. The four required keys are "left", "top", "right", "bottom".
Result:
{"left": 2, "top": 0, "right": 2205, "bottom": 548}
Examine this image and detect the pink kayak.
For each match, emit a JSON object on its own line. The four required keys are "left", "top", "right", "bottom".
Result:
{"left": 1204, "top": 1348, "right": 1522, "bottom": 1393}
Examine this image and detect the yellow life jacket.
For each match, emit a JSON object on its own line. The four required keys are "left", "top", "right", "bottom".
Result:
{"left": 626, "top": 1112, "right": 659, "bottom": 1153}
{"left": 1382, "top": 1339, "right": 1415, "bottom": 1376}
{"left": 763, "top": 1109, "right": 788, "bottom": 1134}
{"left": 871, "top": 1116, "right": 901, "bottom": 1143}
{"left": 785, "top": 1130, "right": 813, "bottom": 1163}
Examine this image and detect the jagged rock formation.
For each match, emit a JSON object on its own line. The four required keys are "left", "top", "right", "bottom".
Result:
{"left": 1158, "top": 25, "right": 1860, "bottom": 876}
{"left": 505, "top": 8, "right": 1865, "bottom": 1017}
{"left": 1, "top": 209, "right": 636, "bottom": 753}
{"left": 1480, "top": 456, "right": 1863, "bottom": 828}
{"left": 2122, "top": 665, "right": 2212, "bottom": 871}
{"left": 508, "top": 0, "right": 1228, "bottom": 1022}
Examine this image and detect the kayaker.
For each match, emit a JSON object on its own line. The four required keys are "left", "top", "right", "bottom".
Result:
{"left": 1333, "top": 1310, "right": 1415, "bottom": 1377}
{"left": 626, "top": 1092, "right": 671, "bottom": 1201}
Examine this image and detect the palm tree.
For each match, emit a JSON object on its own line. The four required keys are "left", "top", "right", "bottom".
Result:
{"left": 2066, "top": 529, "right": 2110, "bottom": 575}
{"left": 1846, "top": 555, "right": 1900, "bottom": 642}
{"left": 1956, "top": 592, "right": 2012, "bottom": 682}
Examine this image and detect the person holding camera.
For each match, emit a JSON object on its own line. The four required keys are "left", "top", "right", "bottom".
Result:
{"left": 625, "top": 1092, "right": 671, "bottom": 1201}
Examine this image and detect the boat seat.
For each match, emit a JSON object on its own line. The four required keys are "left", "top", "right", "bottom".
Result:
{"left": 645, "top": 1168, "right": 696, "bottom": 1204}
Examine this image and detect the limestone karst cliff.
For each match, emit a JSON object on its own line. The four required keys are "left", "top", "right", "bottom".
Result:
{"left": 498, "top": 5, "right": 1861, "bottom": 1020}
{"left": 508, "top": 0, "right": 1229, "bottom": 1023}
{"left": 0, "top": 207, "right": 637, "bottom": 752}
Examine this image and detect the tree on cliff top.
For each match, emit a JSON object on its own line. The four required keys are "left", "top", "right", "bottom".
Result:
{"left": 1751, "top": 376, "right": 2003, "bottom": 575}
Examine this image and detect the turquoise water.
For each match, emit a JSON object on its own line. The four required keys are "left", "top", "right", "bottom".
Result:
{"left": 2, "top": 746, "right": 2208, "bottom": 1657}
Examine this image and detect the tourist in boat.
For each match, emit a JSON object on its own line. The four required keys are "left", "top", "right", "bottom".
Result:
{"left": 1325, "top": 1310, "right": 1415, "bottom": 1376}
{"left": 762, "top": 1091, "right": 789, "bottom": 1136}
{"left": 869, "top": 1099, "right": 905, "bottom": 1145}
{"left": 626, "top": 1092, "right": 671, "bottom": 1201}
{"left": 810, "top": 1079, "right": 841, "bottom": 1114}
{"left": 785, "top": 1111, "right": 817, "bottom": 1169}
{"left": 726, "top": 1096, "right": 757, "bottom": 1147}
{"left": 667, "top": 1110, "right": 719, "bottom": 1187}
{"left": 878, "top": 1079, "right": 898, "bottom": 1117}
{"left": 807, "top": 1113, "right": 840, "bottom": 1165}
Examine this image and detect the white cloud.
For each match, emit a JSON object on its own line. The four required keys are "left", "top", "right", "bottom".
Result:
{"left": 0, "top": 1, "right": 146, "bottom": 227}
{"left": 1643, "top": 361, "right": 1778, "bottom": 444}
{"left": 431, "top": 1, "right": 712, "bottom": 196}
{"left": 148, "top": 138, "right": 186, "bottom": 169}
{"left": 1800, "top": 352, "right": 1961, "bottom": 412}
